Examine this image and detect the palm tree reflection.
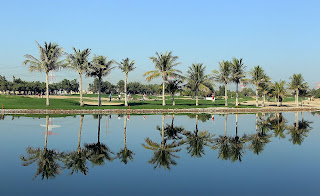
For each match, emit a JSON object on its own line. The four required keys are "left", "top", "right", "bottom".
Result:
{"left": 267, "top": 113, "right": 287, "bottom": 139}
{"left": 287, "top": 112, "right": 312, "bottom": 145}
{"left": 21, "top": 115, "right": 63, "bottom": 180}
{"left": 63, "top": 115, "right": 89, "bottom": 175}
{"left": 117, "top": 115, "right": 135, "bottom": 164}
{"left": 85, "top": 115, "right": 114, "bottom": 166}
{"left": 142, "top": 115, "right": 181, "bottom": 170}
{"left": 183, "top": 114, "right": 214, "bottom": 158}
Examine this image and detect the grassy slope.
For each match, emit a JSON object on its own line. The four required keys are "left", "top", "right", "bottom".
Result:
{"left": 0, "top": 95, "right": 256, "bottom": 110}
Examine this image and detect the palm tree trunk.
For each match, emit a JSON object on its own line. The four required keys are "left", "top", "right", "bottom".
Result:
{"left": 236, "top": 82, "right": 239, "bottom": 106}
{"left": 236, "top": 113, "right": 238, "bottom": 136}
{"left": 124, "top": 114, "right": 127, "bottom": 148}
{"left": 79, "top": 73, "right": 84, "bottom": 107}
{"left": 125, "top": 73, "right": 128, "bottom": 107}
{"left": 172, "top": 94, "right": 175, "bottom": 106}
{"left": 277, "top": 95, "right": 280, "bottom": 107}
{"left": 295, "top": 112, "right": 298, "bottom": 131}
{"left": 224, "top": 114, "right": 228, "bottom": 136}
{"left": 162, "top": 73, "right": 166, "bottom": 106}
{"left": 196, "top": 114, "right": 198, "bottom": 132}
{"left": 196, "top": 89, "right": 199, "bottom": 106}
{"left": 255, "top": 84, "right": 258, "bottom": 107}
{"left": 255, "top": 113, "right": 258, "bottom": 132}
{"left": 46, "top": 72, "right": 50, "bottom": 106}
{"left": 44, "top": 115, "right": 49, "bottom": 149}
{"left": 262, "top": 93, "right": 265, "bottom": 107}
{"left": 225, "top": 83, "right": 228, "bottom": 106}
{"left": 296, "top": 89, "right": 299, "bottom": 107}
{"left": 98, "top": 78, "right": 102, "bottom": 106}
{"left": 78, "top": 115, "right": 84, "bottom": 153}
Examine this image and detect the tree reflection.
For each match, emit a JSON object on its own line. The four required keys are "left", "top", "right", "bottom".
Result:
{"left": 85, "top": 115, "right": 114, "bottom": 166}
{"left": 142, "top": 115, "right": 181, "bottom": 170}
{"left": 157, "top": 114, "right": 184, "bottom": 141}
{"left": 267, "top": 113, "right": 287, "bottom": 139}
{"left": 287, "top": 112, "right": 312, "bottom": 145}
{"left": 63, "top": 115, "right": 89, "bottom": 175}
{"left": 21, "top": 115, "right": 63, "bottom": 180}
{"left": 229, "top": 114, "right": 246, "bottom": 162}
{"left": 213, "top": 114, "right": 231, "bottom": 160}
{"left": 117, "top": 115, "right": 135, "bottom": 164}
{"left": 247, "top": 113, "right": 272, "bottom": 155}
{"left": 183, "top": 114, "right": 214, "bottom": 158}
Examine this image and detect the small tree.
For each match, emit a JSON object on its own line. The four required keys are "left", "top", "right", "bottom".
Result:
{"left": 213, "top": 60, "right": 231, "bottom": 106}
{"left": 167, "top": 79, "right": 182, "bottom": 106}
{"left": 289, "top": 74, "right": 308, "bottom": 107}
{"left": 231, "top": 58, "right": 246, "bottom": 106}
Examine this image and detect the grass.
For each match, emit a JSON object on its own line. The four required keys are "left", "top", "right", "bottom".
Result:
{"left": 0, "top": 95, "right": 256, "bottom": 110}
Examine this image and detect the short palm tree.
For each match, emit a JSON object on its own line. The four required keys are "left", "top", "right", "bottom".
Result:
{"left": 143, "top": 51, "right": 182, "bottom": 106}
{"left": 86, "top": 55, "right": 115, "bottom": 106}
{"left": 231, "top": 58, "right": 246, "bottom": 106}
{"left": 187, "top": 63, "right": 212, "bottom": 106}
{"left": 142, "top": 115, "right": 181, "bottom": 170}
{"left": 20, "top": 115, "right": 63, "bottom": 179}
{"left": 66, "top": 48, "right": 91, "bottom": 107}
{"left": 213, "top": 60, "right": 232, "bottom": 106}
{"left": 117, "top": 115, "right": 135, "bottom": 164}
{"left": 23, "top": 41, "right": 64, "bottom": 106}
{"left": 63, "top": 115, "right": 88, "bottom": 175}
{"left": 250, "top": 65, "right": 267, "bottom": 107}
{"left": 273, "top": 80, "right": 286, "bottom": 107}
{"left": 115, "top": 58, "right": 136, "bottom": 106}
{"left": 258, "top": 76, "right": 271, "bottom": 107}
{"left": 167, "top": 79, "right": 182, "bottom": 106}
{"left": 289, "top": 74, "right": 308, "bottom": 107}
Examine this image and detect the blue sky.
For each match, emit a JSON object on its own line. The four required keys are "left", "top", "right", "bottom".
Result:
{"left": 0, "top": 0, "right": 319, "bottom": 89}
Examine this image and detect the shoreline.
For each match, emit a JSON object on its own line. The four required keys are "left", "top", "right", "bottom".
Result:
{"left": 2, "top": 107, "right": 319, "bottom": 115}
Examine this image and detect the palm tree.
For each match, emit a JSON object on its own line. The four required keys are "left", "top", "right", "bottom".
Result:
{"left": 86, "top": 55, "right": 115, "bottom": 106}
{"left": 182, "top": 114, "right": 215, "bottom": 157}
{"left": 250, "top": 66, "right": 267, "bottom": 107}
{"left": 143, "top": 51, "right": 182, "bottom": 106}
{"left": 23, "top": 41, "right": 64, "bottom": 106}
{"left": 142, "top": 115, "right": 181, "bottom": 170}
{"left": 167, "top": 79, "right": 182, "bottom": 106}
{"left": 63, "top": 115, "right": 88, "bottom": 175}
{"left": 231, "top": 58, "right": 246, "bottom": 106}
{"left": 85, "top": 115, "right": 114, "bottom": 166}
{"left": 213, "top": 60, "right": 232, "bottom": 106}
{"left": 187, "top": 63, "right": 212, "bottom": 106}
{"left": 115, "top": 58, "right": 136, "bottom": 106}
{"left": 66, "top": 48, "right": 91, "bottom": 107}
{"left": 273, "top": 80, "right": 286, "bottom": 107}
{"left": 117, "top": 115, "right": 135, "bottom": 164}
{"left": 289, "top": 74, "right": 308, "bottom": 107}
{"left": 21, "top": 115, "right": 63, "bottom": 179}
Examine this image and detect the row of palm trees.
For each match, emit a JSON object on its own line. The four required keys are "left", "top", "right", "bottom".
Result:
{"left": 23, "top": 41, "right": 308, "bottom": 107}
{"left": 21, "top": 112, "right": 311, "bottom": 179}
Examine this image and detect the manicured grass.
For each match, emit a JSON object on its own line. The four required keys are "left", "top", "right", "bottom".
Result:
{"left": 0, "top": 95, "right": 256, "bottom": 110}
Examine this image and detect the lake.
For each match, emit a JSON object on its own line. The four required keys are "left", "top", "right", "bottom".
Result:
{"left": 0, "top": 112, "right": 319, "bottom": 196}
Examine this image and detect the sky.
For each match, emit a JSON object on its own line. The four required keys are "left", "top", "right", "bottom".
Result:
{"left": 0, "top": 0, "right": 319, "bottom": 90}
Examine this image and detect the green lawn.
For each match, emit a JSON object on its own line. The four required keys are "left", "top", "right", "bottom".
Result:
{"left": 0, "top": 95, "right": 256, "bottom": 110}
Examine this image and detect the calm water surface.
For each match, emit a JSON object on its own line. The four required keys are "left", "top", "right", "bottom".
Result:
{"left": 0, "top": 112, "right": 319, "bottom": 196}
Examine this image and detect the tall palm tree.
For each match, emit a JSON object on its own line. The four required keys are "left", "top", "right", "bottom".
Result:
{"left": 23, "top": 41, "right": 64, "bottom": 106}
{"left": 273, "top": 80, "right": 286, "bottom": 107}
{"left": 86, "top": 55, "right": 115, "bottom": 106}
{"left": 21, "top": 115, "right": 63, "bottom": 179}
{"left": 167, "top": 79, "right": 182, "bottom": 106}
{"left": 250, "top": 65, "right": 267, "bottom": 107}
{"left": 182, "top": 114, "right": 215, "bottom": 158}
{"left": 85, "top": 115, "right": 114, "bottom": 166}
{"left": 231, "top": 58, "right": 246, "bottom": 106}
{"left": 66, "top": 48, "right": 91, "bottom": 107}
{"left": 187, "top": 63, "right": 212, "bottom": 106}
{"left": 213, "top": 60, "right": 232, "bottom": 106}
{"left": 142, "top": 115, "right": 181, "bottom": 170}
{"left": 143, "top": 51, "right": 182, "bottom": 106}
{"left": 115, "top": 58, "right": 136, "bottom": 106}
{"left": 289, "top": 74, "right": 308, "bottom": 107}
{"left": 117, "top": 115, "right": 135, "bottom": 164}
{"left": 63, "top": 115, "right": 88, "bottom": 175}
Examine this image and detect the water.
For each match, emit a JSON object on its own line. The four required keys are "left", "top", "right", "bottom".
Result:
{"left": 0, "top": 112, "right": 319, "bottom": 196}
